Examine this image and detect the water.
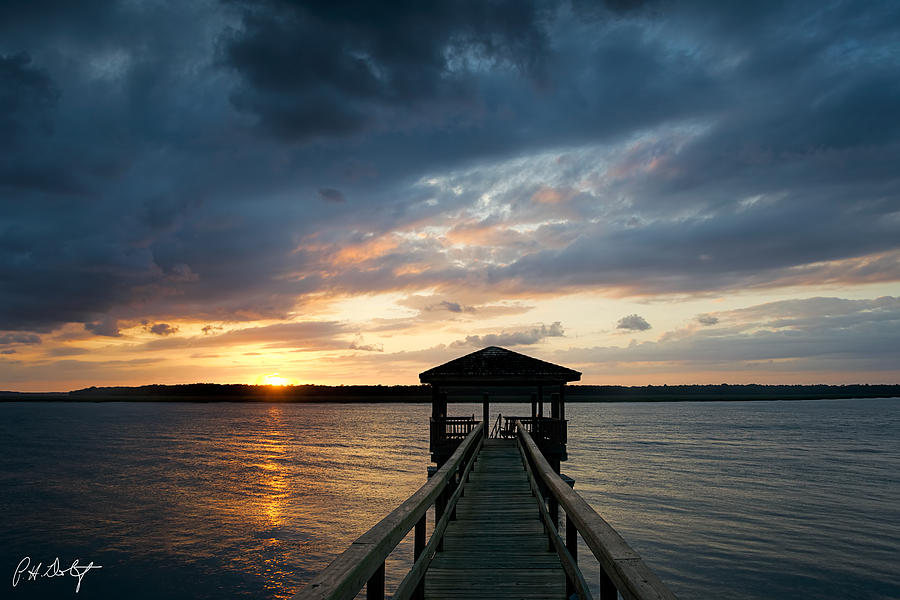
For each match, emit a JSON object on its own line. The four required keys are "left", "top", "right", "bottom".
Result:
{"left": 1, "top": 399, "right": 898, "bottom": 599}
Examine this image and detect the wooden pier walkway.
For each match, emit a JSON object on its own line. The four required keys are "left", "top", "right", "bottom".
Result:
{"left": 293, "top": 421, "right": 677, "bottom": 600}
{"left": 293, "top": 348, "right": 677, "bottom": 600}
{"left": 425, "top": 439, "right": 565, "bottom": 599}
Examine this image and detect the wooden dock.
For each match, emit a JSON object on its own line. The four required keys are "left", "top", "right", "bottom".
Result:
{"left": 293, "top": 421, "right": 677, "bottom": 600}
{"left": 293, "top": 348, "right": 677, "bottom": 600}
{"left": 425, "top": 439, "right": 565, "bottom": 599}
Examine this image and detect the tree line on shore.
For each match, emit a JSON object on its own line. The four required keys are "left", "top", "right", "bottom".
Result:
{"left": 19, "top": 382, "right": 894, "bottom": 402}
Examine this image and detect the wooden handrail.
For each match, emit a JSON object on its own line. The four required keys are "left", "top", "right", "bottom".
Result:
{"left": 515, "top": 421, "right": 678, "bottom": 600}
{"left": 516, "top": 432, "right": 594, "bottom": 600}
{"left": 392, "top": 429, "right": 482, "bottom": 600}
{"left": 293, "top": 421, "right": 485, "bottom": 600}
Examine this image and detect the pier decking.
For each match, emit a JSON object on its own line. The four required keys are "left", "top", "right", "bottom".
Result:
{"left": 425, "top": 439, "right": 565, "bottom": 600}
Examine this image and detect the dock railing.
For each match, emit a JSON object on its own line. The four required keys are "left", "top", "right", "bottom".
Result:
{"left": 292, "top": 421, "right": 485, "bottom": 600}
{"left": 515, "top": 421, "right": 678, "bottom": 600}
{"left": 500, "top": 415, "right": 567, "bottom": 445}
{"left": 429, "top": 415, "right": 479, "bottom": 448}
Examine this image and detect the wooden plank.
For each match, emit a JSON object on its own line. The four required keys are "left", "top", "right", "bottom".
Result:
{"left": 424, "top": 440, "right": 566, "bottom": 600}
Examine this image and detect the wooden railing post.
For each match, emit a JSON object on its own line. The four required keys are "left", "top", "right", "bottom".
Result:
{"left": 450, "top": 473, "right": 458, "bottom": 520}
{"left": 566, "top": 514, "right": 578, "bottom": 599}
{"left": 600, "top": 569, "right": 617, "bottom": 600}
{"left": 435, "top": 484, "right": 446, "bottom": 552}
{"left": 413, "top": 515, "right": 426, "bottom": 600}
{"left": 367, "top": 561, "right": 385, "bottom": 600}
{"left": 548, "top": 496, "right": 559, "bottom": 551}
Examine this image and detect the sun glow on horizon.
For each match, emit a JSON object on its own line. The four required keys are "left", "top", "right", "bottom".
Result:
{"left": 257, "top": 373, "right": 291, "bottom": 386}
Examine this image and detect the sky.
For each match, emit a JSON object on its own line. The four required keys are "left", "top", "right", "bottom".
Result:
{"left": 2, "top": 0, "right": 900, "bottom": 391}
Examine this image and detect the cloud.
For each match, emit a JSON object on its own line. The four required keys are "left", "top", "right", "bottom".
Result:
{"left": 617, "top": 314, "right": 651, "bottom": 331}
{"left": 318, "top": 188, "right": 345, "bottom": 203}
{"left": 46, "top": 346, "right": 90, "bottom": 357}
{"left": 696, "top": 315, "right": 719, "bottom": 326}
{"left": 452, "top": 321, "right": 564, "bottom": 348}
{"left": 425, "top": 300, "right": 477, "bottom": 314}
{"left": 1, "top": 0, "right": 899, "bottom": 372}
{"left": 349, "top": 334, "right": 383, "bottom": 352}
{"left": 139, "top": 320, "right": 350, "bottom": 352}
{"left": 148, "top": 323, "right": 179, "bottom": 336}
{"left": 219, "top": 0, "right": 549, "bottom": 141}
{"left": 559, "top": 296, "right": 900, "bottom": 374}
{"left": 0, "top": 52, "right": 59, "bottom": 144}
{"left": 0, "top": 333, "right": 41, "bottom": 345}
{"left": 84, "top": 318, "right": 120, "bottom": 337}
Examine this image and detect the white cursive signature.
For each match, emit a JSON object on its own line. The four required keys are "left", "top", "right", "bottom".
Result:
{"left": 12, "top": 557, "right": 103, "bottom": 593}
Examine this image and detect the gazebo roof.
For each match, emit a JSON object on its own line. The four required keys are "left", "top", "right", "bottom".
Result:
{"left": 419, "top": 346, "right": 581, "bottom": 385}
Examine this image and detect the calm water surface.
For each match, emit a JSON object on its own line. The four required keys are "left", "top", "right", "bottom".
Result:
{"left": 1, "top": 398, "right": 898, "bottom": 599}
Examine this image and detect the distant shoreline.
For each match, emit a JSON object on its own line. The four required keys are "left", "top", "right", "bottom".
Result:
{"left": 2, "top": 383, "right": 899, "bottom": 403}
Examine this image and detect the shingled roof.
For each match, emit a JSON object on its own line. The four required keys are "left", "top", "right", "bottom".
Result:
{"left": 419, "top": 346, "right": 581, "bottom": 385}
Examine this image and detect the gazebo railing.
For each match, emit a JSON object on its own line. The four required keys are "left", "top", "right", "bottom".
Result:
{"left": 497, "top": 415, "right": 567, "bottom": 446}
{"left": 429, "top": 416, "right": 480, "bottom": 449}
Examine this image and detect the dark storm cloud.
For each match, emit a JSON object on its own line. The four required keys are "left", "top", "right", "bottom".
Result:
{"left": 494, "top": 187, "right": 900, "bottom": 295}
{"left": 219, "top": 0, "right": 550, "bottom": 140}
{"left": 2, "top": 0, "right": 900, "bottom": 340}
{"left": 0, "top": 52, "right": 59, "bottom": 143}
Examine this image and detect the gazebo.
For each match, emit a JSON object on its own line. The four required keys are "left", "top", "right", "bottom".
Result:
{"left": 419, "top": 346, "right": 581, "bottom": 472}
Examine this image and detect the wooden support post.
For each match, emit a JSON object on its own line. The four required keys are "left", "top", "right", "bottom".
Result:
{"left": 450, "top": 473, "right": 458, "bottom": 520}
{"left": 367, "top": 561, "right": 385, "bottom": 600}
{"left": 600, "top": 568, "right": 616, "bottom": 600}
{"left": 431, "top": 385, "right": 440, "bottom": 418}
{"left": 538, "top": 386, "right": 544, "bottom": 417}
{"left": 435, "top": 485, "right": 446, "bottom": 552}
{"left": 538, "top": 385, "right": 544, "bottom": 416}
{"left": 548, "top": 496, "right": 559, "bottom": 552}
{"left": 559, "top": 383, "right": 566, "bottom": 421}
{"left": 414, "top": 515, "right": 426, "bottom": 600}
{"left": 531, "top": 392, "right": 537, "bottom": 420}
{"left": 566, "top": 514, "right": 578, "bottom": 599}
{"left": 482, "top": 392, "right": 489, "bottom": 438}
{"left": 414, "top": 515, "right": 426, "bottom": 560}
{"left": 551, "top": 392, "right": 560, "bottom": 419}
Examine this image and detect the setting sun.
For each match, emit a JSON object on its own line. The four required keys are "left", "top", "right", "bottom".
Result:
{"left": 259, "top": 373, "right": 290, "bottom": 386}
